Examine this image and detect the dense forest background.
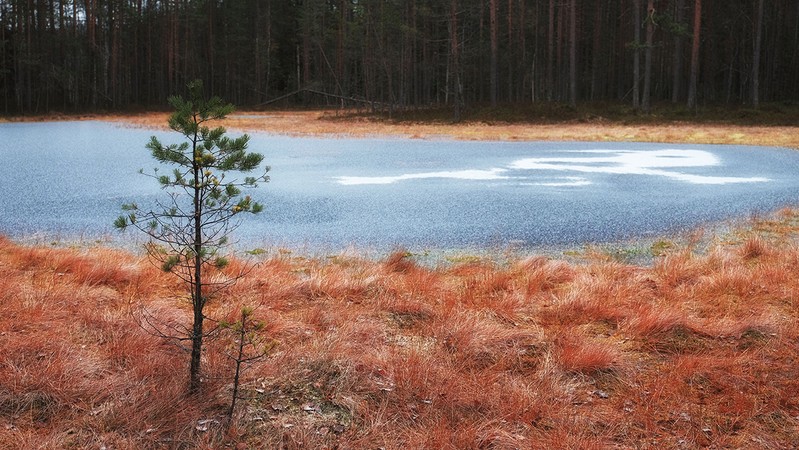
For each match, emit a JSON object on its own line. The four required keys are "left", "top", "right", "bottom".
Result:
{"left": 1, "top": 0, "right": 797, "bottom": 115}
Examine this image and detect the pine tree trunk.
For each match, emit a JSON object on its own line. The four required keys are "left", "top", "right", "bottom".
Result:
{"left": 507, "top": 0, "right": 513, "bottom": 102}
{"left": 632, "top": 0, "right": 641, "bottom": 109}
{"left": 590, "top": 0, "right": 604, "bottom": 101}
{"left": 569, "top": 0, "right": 576, "bottom": 107}
{"left": 556, "top": 1, "right": 564, "bottom": 100}
{"left": 189, "top": 298, "right": 204, "bottom": 392}
{"left": 752, "top": 0, "right": 764, "bottom": 108}
{"left": 0, "top": 3, "right": 6, "bottom": 112}
{"left": 449, "top": 0, "right": 461, "bottom": 122}
{"left": 302, "top": 0, "right": 311, "bottom": 99}
{"left": 338, "top": 0, "right": 347, "bottom": 98}
{"left": 517, "top": 0, "right": 526, "bottom": 102}
{"left": 490, "top": 0, "right": 498, "bottom": 107}
{"left": 547, "top": 0, "right": 555, "bottom": 101}
{"left": 671, "top": 0, "right": 684, "bottom": 103}
{"left": 687, "top": 0, "right": 701, "bottom": 109}
{"left": 189, "top": 128, "right": 204, "bottom": 393}
{"left": 642, "top": 0, "right": 654, "bottom": 113}
{"left": 207, "top": 1, "right": 214, "bottom": 93}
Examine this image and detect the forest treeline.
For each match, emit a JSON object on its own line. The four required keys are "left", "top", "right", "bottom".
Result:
{"left": 1, "top": 0, "right": 796, "bottom": 116}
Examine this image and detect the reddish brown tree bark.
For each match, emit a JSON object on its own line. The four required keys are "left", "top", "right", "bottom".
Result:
{"left": 490, "top": 0, "right": 498, "bottom": 106}
{"left": 687, "top": 0, "right": 702, "bottom": 109}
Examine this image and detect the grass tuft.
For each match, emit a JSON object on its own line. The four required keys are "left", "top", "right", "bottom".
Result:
{"left": 556, "top": 335, "right": 620, "bottom": 375}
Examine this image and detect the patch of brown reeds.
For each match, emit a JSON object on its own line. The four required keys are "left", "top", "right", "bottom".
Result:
{"left": 1, "top": 214, "right": 799, "bottom": 448}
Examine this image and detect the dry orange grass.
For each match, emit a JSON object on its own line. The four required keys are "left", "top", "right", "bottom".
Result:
{"left": 1, "top": 216, "right": 799, "bottom": 448}
{"left": 12, "top": 109, "right": 797, "bottom": 149}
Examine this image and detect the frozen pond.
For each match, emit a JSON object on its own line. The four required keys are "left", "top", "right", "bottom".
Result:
{"left": 1, "top": 121, "right": 798, "bottom": 254}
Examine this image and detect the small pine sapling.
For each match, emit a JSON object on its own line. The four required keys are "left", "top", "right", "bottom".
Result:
{"left": 220, "top": 307, "right": 277, "bottom": 420}
{"left": 115, "top": 80, "right": 270, "bottom": 392}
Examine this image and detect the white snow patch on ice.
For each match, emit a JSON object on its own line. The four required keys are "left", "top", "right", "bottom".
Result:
{"left": 334, "top": 149, "right": 769, "bottom": 186}
{"left": 509, "top": 149, "right": 769, "bottom": 185}
{"left": 335, "top": 168, "right": 509, "bottom": 185}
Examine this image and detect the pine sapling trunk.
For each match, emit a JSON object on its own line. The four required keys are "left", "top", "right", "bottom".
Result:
{"left": 223, "top": 307, "right": 273, "bottom": 421}
{"left": 190, "top": 123, "right": 204, "bottom": 393}
{"left": 190, "top": 300, "right": 204, "bottom": 392}
{"left": 227, "top": 311, "right": 248, "bottom": 420}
